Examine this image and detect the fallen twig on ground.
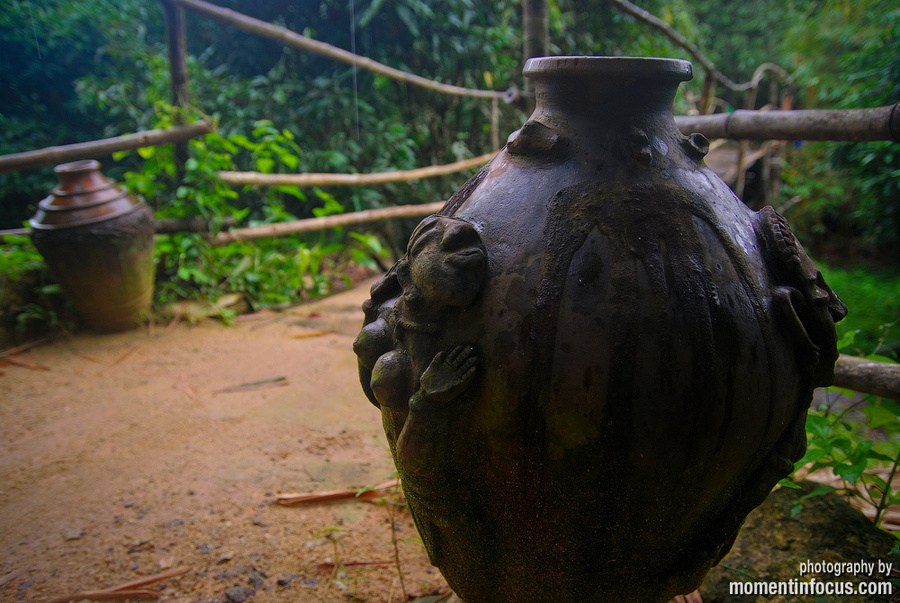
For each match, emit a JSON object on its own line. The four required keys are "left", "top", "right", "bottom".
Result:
{"left": 0, "top": 338, "right": 48, "bottom": 359}
{"left": 316, "top": 560, "right": 393, "bottom": 571}
{"left": 111, "top": 343, "right": 142, "bottom": 366}
{"left": 70, "top": 350, "right": 102, "bottom": 363}
{"left": 213, "top": 375, "right": 288, "bottom": 394}
{"left": 291, "top": 330, "right": 332, "bottom": 339}
{"left": 0, "top": 339, "right": 51, "bottom": 370}
{"left": 277, "top": 479, "right": 400, "bottom": 506}
{"left": 45, "top": 588, "right": 160, "bottom": 602}
{"left": 42, "top": 566, "right": 191, "bottom": 603}
{"left": 1, "top": 356, "right": 51, "bottom": 371}
{"left": 248, "top": 313, "right": 288, "bottom": 330}
{"left": 180, "top": 373, "right": 197, "bottom": 401}
{"left": 166, "top": 302, "right": 187, "bottom": 332}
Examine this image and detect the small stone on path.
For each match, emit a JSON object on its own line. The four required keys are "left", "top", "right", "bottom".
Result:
{"left": 217, "top": 550, "right": 235, "bottom": 564}
{"left": 225, "top": 585, "right": 254, "bottom": 602}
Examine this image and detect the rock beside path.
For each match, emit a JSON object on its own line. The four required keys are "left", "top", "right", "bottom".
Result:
{"left": 700, "top": 481, "right": 898, "bottom": 602}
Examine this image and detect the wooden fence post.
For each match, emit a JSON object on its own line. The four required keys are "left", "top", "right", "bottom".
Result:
{"left": 160, "top": 0, "right": 191, "bottom": 180}
{"left": 699, "top": 73, "right": 716, "bottom": 115}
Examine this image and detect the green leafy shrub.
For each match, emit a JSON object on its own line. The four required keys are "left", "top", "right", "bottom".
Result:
{"left": 112, "top": 107, "right": 388, "bottom": 311}
{"left": 784, "top": 257, "right": 899, "bottom": 532}
{"left": 788, "top": 330, "right": 900, "bottom": 531}
{"left": 779, "top": 0, "right": 900, "bottom": 253}
{"left": 0, "top": 234, "right": 76, "bottom": 344}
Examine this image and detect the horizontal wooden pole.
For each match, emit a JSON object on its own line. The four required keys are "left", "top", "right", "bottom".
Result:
{"left": 171, "top": 0, "right": 505, "bottom": 100}
{"left": 154, "top": 216, "right": 238, "bottom": 234}
{"left": 833, "top": 354, "right": 900, "bottom": 401}
{"left": 0, "top": 228, "right": 30, "bottom": 239}
{"left": 0, "top": 121, "right": 213, "bottom": 174}
{"left": 211, "top": 201, "right": 446, "bottom": 245}
{"left": 218, "top": 152, "right": 495, "bottom": 188}
{"left": 675, "top": 104, "right": 900, "bottom": 142}
{"left": 1, "top": 216, "right": 238, "bottom": 241}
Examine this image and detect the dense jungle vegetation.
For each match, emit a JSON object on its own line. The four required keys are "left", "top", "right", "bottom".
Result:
{"left": 1, "top": 0, "right": 897, "bottom": 337}
{"left": 1, "top": 0, "right": 899, "bottom": 537}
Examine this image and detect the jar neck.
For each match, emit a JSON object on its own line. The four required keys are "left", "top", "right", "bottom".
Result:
{"left": 533, "top": 76, "right": 682, "bottom": 133}
{"left": 53, "top": 160, "right": 114, "bottom": 195}
{"left": 523, "top": 57, "right": 691, "bottom": 134}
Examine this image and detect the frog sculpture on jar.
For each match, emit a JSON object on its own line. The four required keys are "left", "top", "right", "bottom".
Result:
{"left": 353, "top": 57, "right": 846, "bottom": 603}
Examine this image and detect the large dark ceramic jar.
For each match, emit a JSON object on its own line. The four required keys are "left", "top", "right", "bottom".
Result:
{"left": 354, "top": 57, "right": 846, "bottom": 602}
{"left": 30, "top": 160, "right": 155, "bottom": 331}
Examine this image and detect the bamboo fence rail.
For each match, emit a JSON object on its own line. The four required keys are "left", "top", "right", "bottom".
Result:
{"left": 0, "top": 217, "right": 237, "bottom": 241}
{"left": 218, "top": 152, "right": 495, "bottom": 187}
{"left": 211, "top": 201, "right": 446, "bottom": 245}
{"left": 0, "top": 121, "right": 213, "bottom": 174}
{"left": 834, "top": 354, "right": 900, "bottom": 401}
{"left": 675, "top": 105, "right": 900, "bottom": 142}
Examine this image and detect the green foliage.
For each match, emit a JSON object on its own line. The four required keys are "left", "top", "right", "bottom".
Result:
{"left": 816, "top": 261, "right": 900, "bottom": 356}
{"left": 780, "top": 143, "right": 855, "bottom": 240}
{"left": 787, "top": 260, "right": 900, "bottom": 530}
{"left": 779, "top": 0, "right": 900, "bottom": 251}
{"left": 153, "top": 234, "right": 357, "bottom": 309}
{"left": 793, "top": 390, "right": 900, "bottom": 530}
{"left": 788, "top": 327, "right": 900, "bottom": 530}
{"left": 0, "top": 234, "right": 44, "bottom": 283}
{"left": 838, "top": 141, "right": 900, "bottom": 250}
{"left": 689, "top": 0, "right": 803, "bottom": 91}
{"left": 0, "top": 234, "right": 76, "bottom": 341}
{"left": 0, "top": 0, "right": 164, "bottom": 228}
{"left": 113, "top": 106, "right": 386, "bottom": 310}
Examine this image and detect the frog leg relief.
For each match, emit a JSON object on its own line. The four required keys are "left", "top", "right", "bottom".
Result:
{"left": 395, "top": 345, "right": 478, "bottom": 475}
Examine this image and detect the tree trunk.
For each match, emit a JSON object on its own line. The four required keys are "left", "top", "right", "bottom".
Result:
{"left": 522, "top": 0, "right": 549, "bottom": 94}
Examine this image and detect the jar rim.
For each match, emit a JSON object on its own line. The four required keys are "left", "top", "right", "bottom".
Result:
{"left": 54, "top": 159, "right": 102, "bottom": 174}
{"left": 524, "top": 56, "right": 692, "bottom": 82}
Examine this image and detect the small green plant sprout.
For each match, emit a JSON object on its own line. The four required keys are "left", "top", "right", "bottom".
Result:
{"left": 313, "top": 526, "right": 350, "bottom": 589}
{"left": 357, "top": 477, "right": 410, "bottom": 600}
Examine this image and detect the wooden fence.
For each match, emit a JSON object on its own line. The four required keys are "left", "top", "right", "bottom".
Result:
{"left": 0, "top": 1, "right": 897, "bottom": 396}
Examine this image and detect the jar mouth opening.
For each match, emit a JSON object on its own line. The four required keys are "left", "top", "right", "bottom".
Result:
{"left": 524, "top": 56, "right": 693, "bottom": 82}
{"left": 54, "top": 159, "right": 102, "bottom": 174}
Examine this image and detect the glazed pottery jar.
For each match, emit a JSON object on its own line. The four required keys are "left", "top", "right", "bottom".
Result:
{"left": 30, "top": 160, "right": 155, "bottom": 331}
{"left": 354, "top": 57, "right": 846, "bottom": 602}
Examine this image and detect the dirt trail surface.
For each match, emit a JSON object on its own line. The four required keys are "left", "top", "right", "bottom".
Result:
{"left": 0, "top": 279, "right": 451, "bottom": 603}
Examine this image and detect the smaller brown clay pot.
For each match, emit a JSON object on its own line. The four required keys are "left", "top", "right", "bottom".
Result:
{"left": 30, "top": 160, "right": 155, "bottom": 332}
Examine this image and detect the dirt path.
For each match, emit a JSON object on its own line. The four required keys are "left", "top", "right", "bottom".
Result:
{"left": 0, "top": 279, "right": 449, "bottom": 602}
